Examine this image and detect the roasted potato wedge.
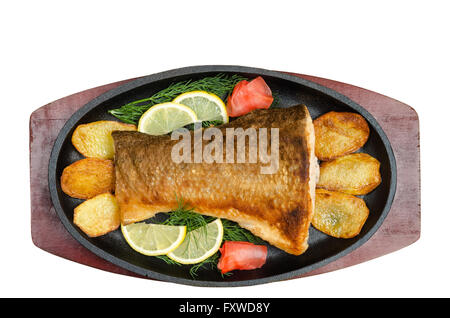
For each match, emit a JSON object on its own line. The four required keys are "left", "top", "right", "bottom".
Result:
{"left": 73, "top": 193, "right": 120, "bottom": 237}
{"left": 61, "top": 158, "right": 115, "bottom": 199}
{"left": 314, "top": 111, "right": 370, "bottom": 161}
{"left": 312, "top": 189, "right": 369, "bottom": 238}
{"left": 72, "top": 120, "right": 136, "bottom": 159}
{"left": 317, "top": 153, "right": 381, "bottom": 195}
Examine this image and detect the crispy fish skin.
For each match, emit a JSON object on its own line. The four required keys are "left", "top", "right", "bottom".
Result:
{"left": 317, "top": 153, "right": 381, "bottom": 195}
{"left": 112, "top": 105, "right": 317, "bottom": 255}
{"left": 312, "top": 189, "right": 369, "bottom": 238}
{"left": 314, "top": 111, "right": 370, "bottom": 161}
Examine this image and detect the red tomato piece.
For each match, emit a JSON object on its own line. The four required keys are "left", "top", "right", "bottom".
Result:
{"left": 246, "top": 76, "right": 272, "bottom": 96}
{"left": 227, "top": 80, "right": 249, "bottom": 117}
{"left": 226, "top": 77, "right": 273, "bottom": 117}
{"left": 217, "top": 241, "right": 268, "bottom": 274}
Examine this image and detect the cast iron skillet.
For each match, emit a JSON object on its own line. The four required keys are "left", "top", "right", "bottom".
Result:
{"left": 48, "top": 65, "right": 397, "bottom": 287}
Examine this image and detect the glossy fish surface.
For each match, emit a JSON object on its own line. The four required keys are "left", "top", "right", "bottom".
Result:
{"left": 112, "top": 105, "right": 318, "bottom": 255}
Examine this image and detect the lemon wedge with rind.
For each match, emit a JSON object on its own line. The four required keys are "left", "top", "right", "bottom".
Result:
{"left": 121, "top": 223, "right": 186, "bottom": 256}
{"left": 138, "top": 102, "right": 198, "bottom": 135}
{"left": 167, "top": 219, "right": 223, "bottom": 264}
{"left": 172, "top": 91, "right": 229, "bottom": 124}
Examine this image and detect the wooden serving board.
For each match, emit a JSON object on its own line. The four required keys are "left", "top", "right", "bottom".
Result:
{"left": 29, "top": 72, "right": 420, "bottom": 280}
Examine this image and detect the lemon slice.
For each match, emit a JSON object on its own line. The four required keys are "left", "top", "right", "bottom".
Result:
{"left": 172, "top": 91, "right": 229, "bottom": 124}
{"left": 121, "top": 222, "right": 186, "bottom": 256}
{"left": 138, "top": 102, "right": 198, "bottom": 135}
{"left": 167, "top": 219, "right": 223, "bottom": 264}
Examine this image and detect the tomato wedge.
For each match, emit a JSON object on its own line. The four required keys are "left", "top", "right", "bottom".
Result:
{"left": 226, "top": 76, "right": 274, "bottom": 117}
{"left": 217, "top": 241, "right": 268, "bottom": 274}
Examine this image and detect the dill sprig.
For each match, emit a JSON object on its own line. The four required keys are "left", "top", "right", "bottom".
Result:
{"left": 201, "top": 120, "right": 224, "bottom": 128}
{"left": 108, "top": 74, "right": 247, "bottom": 124}
{"left": 222, "top": 219, "right": 265, "bottom": 244}
{"left": 152, "top": 196, "right": 264, "bottom": 278}
{"left": 161, "top": 196, "right": 215, "bottom": 232}
{"left": 186, "top": 219, "right": 265, "bottom": 278}
{"left": 189, "top": 253, "right": 220, "bottom": 278}
{"left": 155, "top": 255, "right": 181, "bottom": 266}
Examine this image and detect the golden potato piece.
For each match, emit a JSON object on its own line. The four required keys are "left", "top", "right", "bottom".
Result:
{"left": 61, "top": 158, "right": 115, "bottom": 199}
{"left": 73, "top": 193, "right": 120, "bottom": 237}
{"left": 317, "top": 153, "right": 381, "bottom": 195}
{"left": 72, "top": 121, "right": 136, "bottom": 159}
{"left": 314, "top": 111, "right": 370, "bottom": 161}
{"left": 313, "top": 189, "right": 369, "bottom": 238}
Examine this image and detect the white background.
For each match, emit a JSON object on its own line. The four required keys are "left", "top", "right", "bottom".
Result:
{"left": 1, "top": 1, "right": 449, "bottom": 298}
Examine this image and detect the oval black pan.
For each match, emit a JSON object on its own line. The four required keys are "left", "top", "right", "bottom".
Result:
{"left": 48, "top": 65, "right": 397, "bottom": 287}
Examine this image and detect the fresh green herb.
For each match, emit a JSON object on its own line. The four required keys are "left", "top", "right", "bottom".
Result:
{"left": 161, "top": 196, "right": 215, "bottom": 232}
{"left": 201, "top": 120, "right": 224, "bottom": 128}
{"left": 108, "top": 74, "right": 246, "bottom": 124}
{"left": 270, "top": 91, "right": 280, "bottom": 108}
{"left": 183, "top": 120, "right": 224, "bottom": 131}
{"left": 189, "top": 253, "right": 220, "bottom": 278}
{"left": 222, "top": 219, "right": 265, "bottom": 244}
{"left": 155, "top": 255, "right": 181, "bottom": 266}
{"left": 186, "top": 220, "right": 265, "bottom": 278}
{"left": 151, "top": 196, "right": 264, "bottom": 278}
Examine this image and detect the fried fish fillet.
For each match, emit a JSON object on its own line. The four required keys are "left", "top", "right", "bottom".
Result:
{"left": 112, "top": 105, "right": 318, "bottom": 255}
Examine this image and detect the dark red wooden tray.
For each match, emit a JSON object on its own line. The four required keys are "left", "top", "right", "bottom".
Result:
{"left": 29, "top": 72, "right": 420, "bottom": 280}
